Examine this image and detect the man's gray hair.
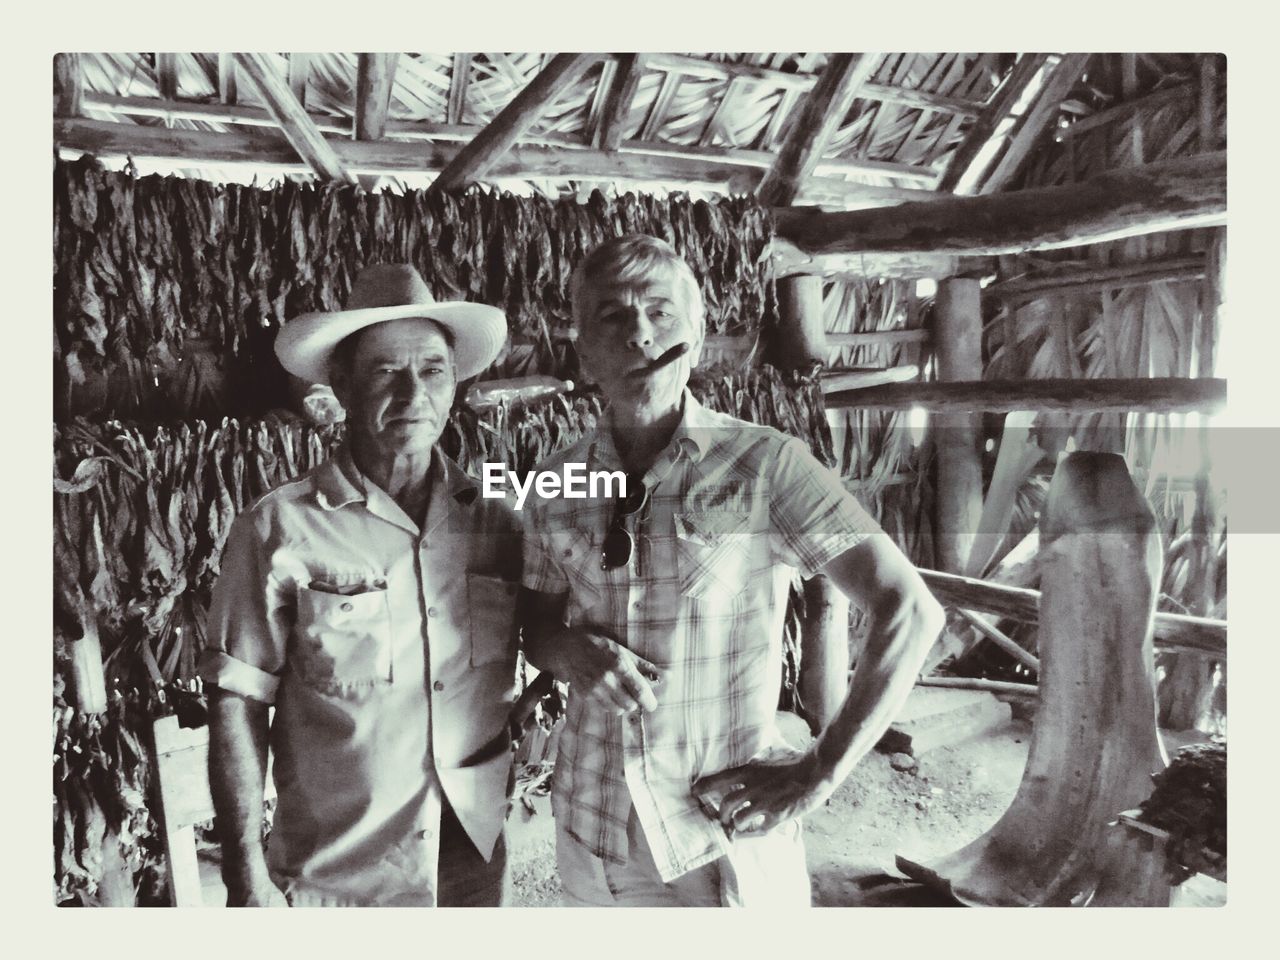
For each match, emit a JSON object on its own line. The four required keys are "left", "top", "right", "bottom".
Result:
{"left": 569, "top": 234, "right": 705, "bottom": 332}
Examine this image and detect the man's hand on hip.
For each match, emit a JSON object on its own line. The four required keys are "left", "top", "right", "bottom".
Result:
{"left": 692, "top": 752, "right": 836, "bottom": 837}
{"left": 554, "top": 627, "right": 663, "bottom": 716}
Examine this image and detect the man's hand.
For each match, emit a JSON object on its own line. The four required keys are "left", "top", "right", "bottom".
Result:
{"left": 692, "top": 752, "right": 835, "bottom": 837}
{"left": 552, "top": 626, "right": 663, "bottom": 716}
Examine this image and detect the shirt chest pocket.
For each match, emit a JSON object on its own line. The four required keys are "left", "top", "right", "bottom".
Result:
{"left": 294, "top": 584, "right": 392, "bottom": 689}
{"left": 546, "top": 527, "right": 604, "bottom": 622}
{"left": 673, "top": 512, "right": 756, "bottom": 600}
{"left": 467, "top": 573, "right": 519, "bottom": 666}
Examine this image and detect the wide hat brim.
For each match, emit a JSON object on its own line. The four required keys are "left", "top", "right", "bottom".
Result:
{"left": 275, "top": 301, "right": 508, "bottom": 385}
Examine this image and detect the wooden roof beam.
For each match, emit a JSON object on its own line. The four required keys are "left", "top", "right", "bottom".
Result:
{"left": 596, "top": 53, "right": 643, "bottom": 151}
{"left": 774, "top": 152, "right": 1225, "bottom": 257}
{"left": 642, "top": 52, "right": 984, "bottom": 118}
{"left": 987, "top": 254, "right": 1206, "bottom": 302}
{"left": 54, "top": 53, "right": 82, "bottom": 117}
{"left": 639, "top": 68, "right": 682, "bottom": 142}
{"left": 978, "top": 53, "right": 1092, "bottom": 194}
{"left": 447, "top": 53, "right": 470, "bottom": 125}
{"left": 355, "top": 53, "right": 398, "bottom": 141}
{"left": 756, "top": 53, "right": 882, "bottom": 207}
{"left": 288, "top": 53, "right": 311, "bottom": 108}
{"left": 936, "top": 53, "right": 1049, "bottom": 193}
{"left": 232, "top": 52, "right": 355, "bottom": 184}
{"left": 431, "top": 52, "right": 603, "bottom": 192}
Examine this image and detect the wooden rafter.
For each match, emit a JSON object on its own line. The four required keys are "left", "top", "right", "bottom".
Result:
{"left": 1057, "top": 83, "right": 1193, "bottom": 141}
{"left": 155, "top": 53, "right": 178, "bottom": 101}
{"left": 775, "top": 152, "right": 1226, "bottom": 257}
{"left": 355, "top": 53, "right": 398, "bottom": 141}
{"left": 288, "top": 53, "right": 310, "bottom": 108}
{"left": 640, "top": 69, "right": 682, "bottom": 142}
{"left": 53, "top": 53, "right": 82, "bottom": 118}
{"left": 596, "top": 53, "right": 643, "bottom": 151}
{"left": 699, "top": 74, "right": 746, "bottom": 146}
{"left": 937, "top": 53, "right": 1050, "bottom": 193}
{"left": 431, "top": 52, "right": 602, "bottom": 192}
{"left": 231, "top": 52, "right": 354, "bottom": 184}
{"left": 216, "top": 53, "right": 237, "bottom": 105}
{"left": 1198, "top": 54, "right": 1220, "bottom": 152}
{"left": 642, "top": 52, "right": 983, "bottom": 118}
{"left": 978, "top": 53, "right": 1092, "bottom": 194}
{"left": 756, "top": 53, "right": 881, "bottom": 208}
{"left": 447, "top": 53, "right": 470, "bottom": 125}
{"left": 584, "top": 57, "right": 616, "bottom": 143}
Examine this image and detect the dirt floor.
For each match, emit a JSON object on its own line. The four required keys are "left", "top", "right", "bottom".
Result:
{"left": 505, "top": 719, "right": 1226, "bottom": 908}
{"left": 506, "top": 720, "right": 1034, "bottom": 908}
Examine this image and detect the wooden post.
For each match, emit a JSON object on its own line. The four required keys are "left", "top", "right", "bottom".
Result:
{"left": 54, "top": 53, "right": 82, "bottom": 118}
{"left": 933, "top": 278, "right": 983, "bottom": 575}
{"left": 797, "top": 576, "right": 851, "bottom": 734}
{"left": 771, "top": 275, "right": 827, "bottom": 369}
{"left": 899, "top": 452, "right": 1170, "bottom": 906}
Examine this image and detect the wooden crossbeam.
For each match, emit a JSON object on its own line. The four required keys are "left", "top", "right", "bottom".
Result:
{"left": 53, "top": 53, "right": 82, "bottom": 118}
{"left": 988, "top": 255, "right": 1206, "bottom": 302}
{"left": 355, "top": 53, "right": 398, "bottom": 141}
{"left": 774, "top": 152, "right": 1226, "bottom": 256}
{"left": 448, "top": 53, "right": 470, "bottom": 125}
{"left": 597, "top": 53, "right": 643, "bottom": 151}
{"left": 756, "top": 53, "right": 881, "bottom": 207}
{"left": 431, "top": 52, "right": 602, "bottom": 191}
{"left": 979, "top": 53, "right": 1092, "bottom": 194}
{"left": 699, "top": 75, "right": 745, "bottom": 146}
{"left": 54, "top": 114, "right": 941, "bottom": 212}
{"left": 823, "top": 377, "right": 1227, "bottom": 414}
{"left": 232, "top": 52, "right": 354, "bottom": 184}
{"left": 642, "top": 52, "right": 984, "bottom": 117}
{"left": 937, "top": 53, "right": 1049, "bottom": 193}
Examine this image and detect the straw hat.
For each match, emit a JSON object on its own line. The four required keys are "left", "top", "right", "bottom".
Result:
{"left": 275, "top": 264, "right": 507, "bottom": 384}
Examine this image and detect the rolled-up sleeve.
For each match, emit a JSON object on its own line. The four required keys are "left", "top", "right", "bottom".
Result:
{"left": 769, "top": 437, "right": 885, "bottom": 578}
{"left": 198, "top": 510, "right": 288, "bottom": 704}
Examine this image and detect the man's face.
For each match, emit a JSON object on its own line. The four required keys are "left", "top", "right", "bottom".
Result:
{"left": 576, "top": 270, "right": 703, "bottom": 416}
{"left": 330, "top": 318, "right": 456, "bottom": 459}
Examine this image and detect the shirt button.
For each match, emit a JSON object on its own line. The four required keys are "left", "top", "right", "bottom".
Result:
{"left": 340, "top": 601, "right": 353, "bottom": 612}
{"left": 373, "top": 578, "right": 387, "bottom": 588}
{"left": 433, "top": 680, "right": 445, "bottom": 692}
{"left": 628, "top": 714, "right": 640, "bottom": 724}
{"left": 427, "top": 607, "right": 438, "bottom": 618}
{"left": 417, "top": 827, "right": 434, "bottom": 840}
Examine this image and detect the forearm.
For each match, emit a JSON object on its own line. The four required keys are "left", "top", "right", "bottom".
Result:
{"left": 207, "top": 687, "right": 272, "bottom": 885}
{"left": 811, "top": 590, "right": 944, "bottom": 786}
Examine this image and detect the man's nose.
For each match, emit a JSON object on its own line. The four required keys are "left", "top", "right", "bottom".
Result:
{"left": 623, "top": 308, "right": 655, "bottom": 349}
{"left": 393, "top": 370, "right": 432, "bottom": 404}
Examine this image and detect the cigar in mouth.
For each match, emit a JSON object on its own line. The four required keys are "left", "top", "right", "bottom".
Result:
{"left": 628, "top": 342, "right": 690, "bottom": 378}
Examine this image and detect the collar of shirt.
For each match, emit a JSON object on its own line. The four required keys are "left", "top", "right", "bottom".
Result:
{"left": 589, "top": 389, "right": 713, "bottom": 478}
{"left": 313, "top": 445, "right": 482, "bottom": 536}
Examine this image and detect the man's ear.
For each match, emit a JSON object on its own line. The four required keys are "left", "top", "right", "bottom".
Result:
{"left": 686, "top": 320, "right": 706, "bottom": 370}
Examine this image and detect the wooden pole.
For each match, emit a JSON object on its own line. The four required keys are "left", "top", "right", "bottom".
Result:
{"left": 756, "top": 53, "right": 880, "bottom": 207}
{"left": 900, "top": 452, "right": 1170, "bottom": 906}
{"left": 917, "top": 675, "right": 1037, "bottom": 697}
{"left": 53, "top": 53, "right": 82, "bottom": 118}
{"left": 797, "top": 576, "right": 852, "bottom": 734}
{"left": 355, "top": 53, "right": 398, "bottom": 141}
{"left": 933, "top": 278, "right": 984, "bottom": 575}
{"left": 773, "top": 152, "right": 1227, "bottom": 257}
{"left": 771, "top": 275, "right": 827, "bottom": 369}
{"left": 937, "top": 53, "right": 1049, "bottom": 193}
{"left": 987, "top": 255, "right": 1206, "bottom": 303}
{"left": 431, "top": 52, "right": 603, "bottom": 192}
{"left": 955, "top": 608, "right": 1040, "bottom": 671}
{"left": 824, "top": 376, "right": 1227, "bottom": 414}
{"left": 232, "top": 52, "right": 355, "bottom": 184}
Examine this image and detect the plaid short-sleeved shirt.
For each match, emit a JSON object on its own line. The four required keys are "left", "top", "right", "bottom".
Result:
{"left": 522, "top": 391, "right": 884, "bottom": 881}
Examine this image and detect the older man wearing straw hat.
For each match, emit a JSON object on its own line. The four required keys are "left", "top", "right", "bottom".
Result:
{"left": 199, "top": 264, "right": 521, "bottom": 907}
